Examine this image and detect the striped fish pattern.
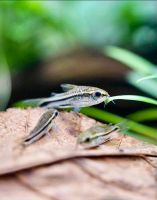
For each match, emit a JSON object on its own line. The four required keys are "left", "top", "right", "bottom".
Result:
{"left": 24, "top": 84, "right": 109, "bottom": 111}
{"left": 24, "top": 109, "right": 58, "bottom": 145}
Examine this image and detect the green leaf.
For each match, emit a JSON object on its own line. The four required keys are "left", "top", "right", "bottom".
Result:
{"left": 128, "top": 108, "right": 157, "bottom": 122}
{"left": 127, "top": 72, "right": 157, "bottom": 98}
{"left": 104, "top": 46, "right": 157, "bottom": 74}
{"left": 137, "top": 74, "right": 157, "bottom": 83}
{"left": 123, "top": 130, "right": 157, "bottom": 145}
{"left": 106, "top": 95, "right": 157, "bottom": 106}
{"left": 104, "top": 46, "right": 157, "bottom": 98}
{"left": 0, "top": 64, "right": 11, "bottom": 110}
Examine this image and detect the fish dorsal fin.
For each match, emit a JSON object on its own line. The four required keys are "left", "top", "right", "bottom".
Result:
{"left": 60, "top": 84, "right": 77, "bottom": 92}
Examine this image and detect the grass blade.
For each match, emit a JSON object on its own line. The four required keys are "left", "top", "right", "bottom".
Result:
{"left": 137, "top": 75, "right": 157, "bottom": 83}
{"left": 106, "top": 95, "right": 157, "bottom": 106}
{"left": 127, "top": 72, "right": 157, "bottom": 98}
{"left": 104, "top": 46, "right": 157, "bottom": 98}
{"left": 104, "top": 46, "right": 157, "bottom": 74}
{"left": 123, "top": 130, "right": 157, "bottom": 145}
{"left": 128, "top": 108, "right": 157, "bottom": 122}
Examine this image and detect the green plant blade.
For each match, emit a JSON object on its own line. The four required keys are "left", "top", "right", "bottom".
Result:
{"left": 128, "top": 108, "right": 157, "bottom": 122}
{"left": 123, "top": 130, "right": 157, "bottom": 145}
{"left": 104, "top": 46, "right": 157, "bottom": 98}
{"left": 0, "top": 12, "right": 11, "bottom": 110}
{"left": 104, "top": 46, "right": 157, "bottom": 74}
{"left": 106, "top": 95, "right": 157, "bottom": 106}
{"left": 81, "top": 107, "right": 157, "bottom": 142}
{"left": 127, "top": 72, "right": 157, "bottom": 98}
{"left": 0, "top": 62, "right": 11, "bottom": 110}
{"left": 137, "top": 75, "right": 157, "bottom": 83}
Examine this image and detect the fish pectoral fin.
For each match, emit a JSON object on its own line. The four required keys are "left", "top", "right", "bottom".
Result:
{"left": 60, "top": 84, "right": 77, "bottom": 92}
{"left": 73, "top": 107, "right": 80, "bottom": 112}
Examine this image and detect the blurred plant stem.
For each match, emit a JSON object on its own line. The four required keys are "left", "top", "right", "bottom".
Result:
{"left": 0, "top": 5, "right": 11, "bottom": 110}
{"left": 105, "top": 46, "right": 157, "bottom": 99}
{"left": 105, "top": 46, "right": 157, "bottom": 74}
{"left": 0, "top": 56, "right": 11, "bottom": 110}
{"left": 127, "top": 72, "right": 157, "bottom": 98}
{"left": 127, "top": 108, "right": 157, "bottom": 122}
{"left": 107, "top": 95, "right": 157, "bottom": 106}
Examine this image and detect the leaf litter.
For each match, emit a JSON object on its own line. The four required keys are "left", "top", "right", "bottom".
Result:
{"left": 0, "top": 108, "right": 157, "bottom": 200}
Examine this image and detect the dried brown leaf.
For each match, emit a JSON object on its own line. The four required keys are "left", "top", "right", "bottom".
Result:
{"left": 0, "top": 108, "right": 157, "bottom": 200}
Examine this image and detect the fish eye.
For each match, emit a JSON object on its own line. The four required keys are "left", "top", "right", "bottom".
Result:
{"left": 55, "top": 111, "right": 59, "bottom": 117}
{"left": 94, "top": 91, "right": 101, "bottom": 97}
{"left": 85, "top": 137, "right": 90, "bottom": 143}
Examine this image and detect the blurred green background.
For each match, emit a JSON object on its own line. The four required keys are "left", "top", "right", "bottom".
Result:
{"left": 1, "top": 1, "right": 157, "bottom": 70}
{"left": 0, "top": 1, "right": 157, "bottom": 114}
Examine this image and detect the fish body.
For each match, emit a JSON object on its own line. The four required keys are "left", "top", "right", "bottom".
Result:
{"left": 24, "top": 84, "right": 109, "bottom": 110}
{"left": 24, "top": 109, "right": 58, "bottom": 145}
{"left": 77, "top": 124, "right": 119, "bottom": 148}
